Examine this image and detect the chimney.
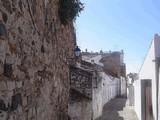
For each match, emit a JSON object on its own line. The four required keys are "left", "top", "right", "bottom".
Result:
{"left": 100, "top": 50, "right": 103, "bottom": 54}
{"left": 121, "top": 50, "right": 124, "bottom": 54}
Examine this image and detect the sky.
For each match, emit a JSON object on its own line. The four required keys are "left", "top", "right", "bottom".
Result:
{"left": 75, "top": 0, "right": 160, "bottom": 73}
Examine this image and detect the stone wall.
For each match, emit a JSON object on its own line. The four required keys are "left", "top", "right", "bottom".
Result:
{"left": 69, "top": 66, "right": 93, "bottom": 120}
{"left": 70, "top": 66, "right": 93, "bottom": 99}
{"left": 0, "top": 0, "right": 76, "bottom": 120}
{"left": 68, "top": 99, "right": 92, "bottom": 120}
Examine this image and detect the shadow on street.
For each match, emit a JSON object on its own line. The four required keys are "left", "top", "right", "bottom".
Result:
{"left": 96, "top": 95, "right": 127, "bottom": 120}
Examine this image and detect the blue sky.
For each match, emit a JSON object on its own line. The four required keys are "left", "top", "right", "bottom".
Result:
{"left": 75, "top": 0, "right": 160, "bottom": 73}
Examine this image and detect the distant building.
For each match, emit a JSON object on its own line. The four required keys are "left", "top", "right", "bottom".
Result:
{"left": 82, "top": 50, "right": 126, "bottom": 78}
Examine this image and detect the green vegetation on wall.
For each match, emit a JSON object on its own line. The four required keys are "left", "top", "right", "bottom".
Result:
{"left": 58, "top": 0, "right": 84, "bottom": 25}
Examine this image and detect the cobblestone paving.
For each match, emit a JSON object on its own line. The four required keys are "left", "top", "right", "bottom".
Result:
{"left": 96, "top": 95, "right": 138, "bottom": 120}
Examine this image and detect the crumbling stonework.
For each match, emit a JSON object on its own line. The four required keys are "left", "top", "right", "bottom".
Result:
{"left": 0, "top": 0, "right": 76, "bottom": 120}
{"left": 70, "top": 66, "right": 93, "bottom": 99}
{"left": 69, "top": 66, "right": 93, "bottom": 120}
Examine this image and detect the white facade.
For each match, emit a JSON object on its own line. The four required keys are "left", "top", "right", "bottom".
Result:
{"left": 134, "top": 34, "right": 160, "bottom": 120}
{"left": 82, "top": 51, "right": 127, "bottom": 120}
{"left": 92, "top": 72, "right": 121, "bottom": 120}
{"left": 121, "top": 77, "right": 127, "bottom": 95}
{"left": 82, "top": 54, "right": 103, "bottom": 66}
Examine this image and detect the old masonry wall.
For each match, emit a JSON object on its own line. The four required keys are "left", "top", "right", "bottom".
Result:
{"left": 0, "top": 0, "right": 76, "bottom": 120}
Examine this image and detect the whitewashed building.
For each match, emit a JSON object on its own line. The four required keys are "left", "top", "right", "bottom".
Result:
{"left": 134, "top": 33, "right": 160, "bottom": 120}
{"left": 92, "top": 71, "right": 120, "bottom": 119}
{"left": 82, "top": 51, "right": 127, "bottom": 119}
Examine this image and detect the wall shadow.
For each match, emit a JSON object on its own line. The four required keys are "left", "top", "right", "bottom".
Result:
{"left": 95, "top": 95, "right": 127, "bottom": 120}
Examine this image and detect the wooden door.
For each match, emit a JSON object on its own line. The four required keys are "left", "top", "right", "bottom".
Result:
{"left": 141, "top": 80, "right": 153, "bottom": 120}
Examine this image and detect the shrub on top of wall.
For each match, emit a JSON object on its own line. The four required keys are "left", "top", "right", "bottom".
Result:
{"left": 58, "top": 0, "right": 84, "bottom": 25}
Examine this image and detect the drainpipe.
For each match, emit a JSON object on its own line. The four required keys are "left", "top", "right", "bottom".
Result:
{"left": 152, "top": 57, "right": 160, "bottom": 120}
{"left": 157, "top": 57, "right": 160, "bottom": 120}
{"left": 158, "top": 67, "right": 160, "bottom": 120}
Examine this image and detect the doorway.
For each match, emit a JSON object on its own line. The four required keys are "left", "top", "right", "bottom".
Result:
{"left": 141, "top": 80, "right": 153, "bottom": 120}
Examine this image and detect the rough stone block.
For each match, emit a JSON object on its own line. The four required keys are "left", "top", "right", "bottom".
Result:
{"left": 1, "top": 0, "right": 12, "bottom": 14}
{"left": 5, "top": 55, "right": 15, "bottom": 64}
{"left": 22, "top": 97, "right": 27, "bottom": 107}
{"left": 12, "top": 68, "right": 18, "bottom": 78}
{"left": 0, "top": 81, "right": 7, "bottom": 90}
{"left": 0, "top": 110, "right": 7, "bottom": 120}
{"left": 7, "top": 81, "right": 15, "bottom": 90}
{"left": 18, "top": 71, "right": 26, "bottom": 80}
{"left": 3, "top": 64, "right": 13, "bottom": 77}
{"left": 7, "top": 116, "right": 13, "bottom": 120}
{"left": 11, "top": 93, "right": 22, "bottom": 111}
{"left": 16, "top": 81, "right": 22, "bottom": 88}
{"left": 2, "top": 12, "right": 8, "bottom": 23}
{"left": 17, "top": 65, "right": 27, "bottom": 72}
{"left": 41, "top": 45, "right": 45, "bottom": 53}
{"left": 7, "top": 91, "right": 13, "bottom": 98}
{"left": 0, "top": 23, "right": 7, "bottom": 39}
{"left": 28, "top": 108, "right": 33, "bottom": 119}
{"left": 0, "top": 60, "right": 4, "bottom": 75}
{"left": 0, "top": 100, "right": 7, "bottom": 111}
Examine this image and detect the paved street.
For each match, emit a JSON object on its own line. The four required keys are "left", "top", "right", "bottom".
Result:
{"left": 96, "top": 95, "right": 138, "bottom": 120}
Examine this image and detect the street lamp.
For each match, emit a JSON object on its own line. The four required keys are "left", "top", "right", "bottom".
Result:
{"left": 74, "top": 46, "right": 81, "bottom": 58}
{"left": 66, "top": 46, "right": 81, "bottom": 63}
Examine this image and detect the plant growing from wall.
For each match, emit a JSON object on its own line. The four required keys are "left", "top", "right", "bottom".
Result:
{"left": 58, "top": 0, "right": 84, "bottom": 25}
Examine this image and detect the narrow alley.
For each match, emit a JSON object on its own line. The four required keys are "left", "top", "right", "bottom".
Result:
{"left": 96, "top": 95, "right": 138, "bottom": 120}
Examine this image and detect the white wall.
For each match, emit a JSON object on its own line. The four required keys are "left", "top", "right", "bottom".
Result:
{"left": 92, "top": 74, "right": 103, "bottom": 120}
{"left": 134, "top": 79, "right": 142, "bottom": 120}
{"left": 121, "top": 77, "right": 127, "bottom": 95}
{"left": 136, "top": 39, "right": 156, "bottom": 120}
{"left": 92, "top": 72, "right": 120, "bottom": 120}
{"left": 101, "top": 73, "right": 120, "bottom": 106}
{"left": 82, "top": 55, "right": 103, "bottom": 66}
{"left": 134, "top": 34, "right": 160, "bottom": 120}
